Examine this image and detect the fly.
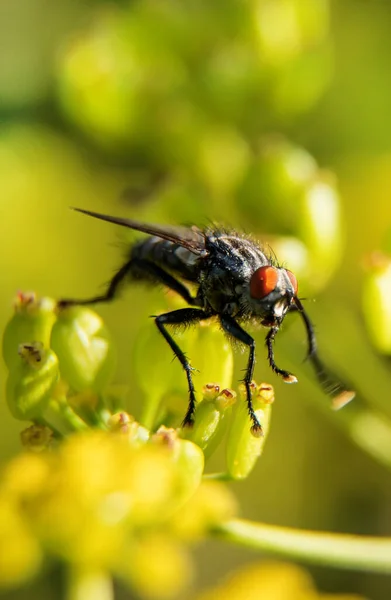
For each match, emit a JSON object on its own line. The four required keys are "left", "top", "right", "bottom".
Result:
{"left": 59, "top": 208, "right": 355, "bottom": 437}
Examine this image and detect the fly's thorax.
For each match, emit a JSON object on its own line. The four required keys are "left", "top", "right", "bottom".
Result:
{"left": 198, "top": 233, "right": 271, "bottom": 316}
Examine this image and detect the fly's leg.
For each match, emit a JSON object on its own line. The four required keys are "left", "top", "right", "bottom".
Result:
{"left": 58, "top": 258, "right": 134, "bottom": 308}
{"left": 265, "top": 327, "right": 298, "bottom": 383}
{"left": 138, "top": 260, "right": 200, "bottom": 306}
{"left": 220, "top": 315, "right": 262, "bottom": 436}
{"left": 58, "top": 258, "right": 199, "bottom": 308}
{"left": 293, "top": 298, "right": 355, "bottom": 406}
{"left": 155, "top": 308, "right": 211, "bottom": 427}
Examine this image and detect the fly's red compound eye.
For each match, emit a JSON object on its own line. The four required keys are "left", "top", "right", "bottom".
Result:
{"left": 250, "top": 266, "right": 279, "bottom": 299}
{"left": 286, "top": 270, "right": 298, "bottom": 295}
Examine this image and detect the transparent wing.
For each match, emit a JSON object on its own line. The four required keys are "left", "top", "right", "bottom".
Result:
{"left": 72, "top": 207, "right": 207, "bottom": 255}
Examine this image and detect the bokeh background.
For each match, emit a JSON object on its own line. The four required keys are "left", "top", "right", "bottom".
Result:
{"left": 2, "top": 0, "right": 391, "bottom": 598}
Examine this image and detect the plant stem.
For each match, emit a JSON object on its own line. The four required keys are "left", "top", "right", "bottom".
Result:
{"left": 140, "top": 392, "right": 162, "bottom": 430}
{"left": 203, "top": 472, "right": 234, "bottom": 481}
{"left": 67, "top": 566, "right": 114, "bottom": 600}
{"left": 213, "top": 518, "right": 391, "bottom": 574}
{"left": 48, "top": 397, "right": 89, "bottom": 432}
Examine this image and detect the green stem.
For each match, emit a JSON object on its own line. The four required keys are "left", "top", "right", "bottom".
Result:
{"left": 67, "top": 566, "right": 113, "bottom": 600}
{"left": 34, "top": 417, "right": 63, "bottom": 440}
{"left": 203, "top": 472, "right": 234, "bottom": 481}
{"left": 45, "top": 398, "right": 89, "bottom": 433}
{"left": 213, "top": 518, "right": 391, "bottom": 574}
{"left": 140, "top": 392, "right": 162, "bottom": 430}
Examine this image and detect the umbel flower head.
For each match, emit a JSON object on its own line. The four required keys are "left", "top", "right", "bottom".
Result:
{"left": 0, "top": 292, "right": 271, "bottom": 597}
{"left": 0, "top": 423, "right": 239, "bottom": 596}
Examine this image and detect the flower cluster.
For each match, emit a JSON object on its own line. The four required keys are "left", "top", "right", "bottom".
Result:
{"left": 0, "top": 291, "right": 273, "bottom": 597}
{"left": 0, "top": 423, "right": 238, "bottom": 597}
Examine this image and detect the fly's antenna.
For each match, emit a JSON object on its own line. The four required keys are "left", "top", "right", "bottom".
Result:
{"left": 294, "top": 297, "right": 355, "bottom": 409}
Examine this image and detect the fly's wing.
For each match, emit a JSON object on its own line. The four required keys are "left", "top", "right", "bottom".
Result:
{"left": 72, "top": 207, "right": 207, "bottom": 255}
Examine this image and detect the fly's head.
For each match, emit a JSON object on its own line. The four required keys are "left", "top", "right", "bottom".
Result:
{"left": 246, "top": 265, "right": 298, "bottom": 327}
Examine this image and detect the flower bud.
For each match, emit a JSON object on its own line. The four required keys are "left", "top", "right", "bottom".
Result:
{"left": 362, "top": 253, "right": 391, "bottom": 353}
{"left": 108, "top": 413, "right": 150, "bottom": 446}
{"left": 196, "top": 126, "right": 249, "bottom": 196}
{"left": 238, "top": 138, "right": 317, "bottom": 231}
{"left": 6, "top": 344, "right": 59, "bottom": 421}
{"left": 107, "top": 412, "right": 134, "bottom": 433}
{"left": 238, "top": 139, "right": 343, "bottom": 292}
{"left": 298, "top": 173, "right": 343, "bottom": 289}
{"left": 2, "top": 293, "right": 56, "bottom": 370}
{"left": 253, "top": 0, "right": 329, "bottom": 65}
{"left": 185, "top": 385, "right": 236, "bottom": 457}
{"left": 152, "top": 427, "right": 204, "bottom": 508}
{"left": 134, "top": 321, "right": 189, "bottom": 417}
{"left": 135, "top": 317, "right": 234, "bottom": 429}
{"left": 226, "top": 383, "right": 273, "bottom": 480}
{"left": 51, "top": 306, "right": 116, "bottom": 393}
{"left": 189, "top": 321, "right": 234, "bottom": 391}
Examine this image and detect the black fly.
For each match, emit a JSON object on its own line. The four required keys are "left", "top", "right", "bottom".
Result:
{"left": 59, "top": 208, "right": 355, "bottom": 437}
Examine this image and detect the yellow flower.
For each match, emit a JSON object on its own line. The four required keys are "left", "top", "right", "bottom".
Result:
{"left": 117, "top": 534, "right": 193, "bottom": 599}
{"left": 0, "top": 428, "right": 206, "bottom": 589}
{"left": 171, "top": 480, "right": 238, "bottom": 540}
{"left": 0, "top": 496, "right": 42, "bottom": 588}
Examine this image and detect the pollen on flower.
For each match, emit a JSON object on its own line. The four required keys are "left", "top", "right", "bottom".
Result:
{"left": 107, "top": 412, "right": 134, "bottom": 434}
{"left": 257, "top": 383, "right": 275, "bottom": 404}
{"left": 215, "top": 388, "right": 237, "bottom": 410}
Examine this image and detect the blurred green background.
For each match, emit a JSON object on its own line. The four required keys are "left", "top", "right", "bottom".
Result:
{"left": 2, "top": 0, "right": 391, "bottom": 598}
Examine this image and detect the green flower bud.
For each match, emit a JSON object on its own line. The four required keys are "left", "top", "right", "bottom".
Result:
{"left": 189, "top": 321, "right": 234, "bottom": 391}
{"left": 108, "top": 413, "right": 150, "bottom": 446}
{"left": 136, "top": 316, "right": 234, "bottom": 430}
{"left": 107, "top": 411, "right": 134, "bottom": 433}
{"left": 252, "top": 0, "right": 332, "bottom": 117}
{"left": 253, "top": 0, "right": 329, "bottom": 66}
{"left": 185, "top": 385, "right": 236, "bottom": 457}
{"left": 238, "top": 138, "right": 317, "bottom": 232}
{"left": 297, "top": 173, "right": 343, "bottom": 289}
{"left": 226, "top": 383, "right": 273, "bottom": 480}
{"left": 135, "top": 318, "right": 196, "bottom": 429}
{"left": 134, "top": 320, "right": 189, "bottom": 415}
{"left": 152, "top": 427, "right": 204, "bottom": 507}
{"left": 2, "top": 293, "right": 56, "bottom": 370}
{"left": 51, "top": 306, "right": 116, "bottom": 393}
{"left": 238, "top": 139, "right": 343, "bottom": 292}
{"left": 271, "top": 173, "right": 343, "bottom": 292}
{"left": 173, "top": 436, "right": 205, "bottom": 507}
{"left": 6, "top": 343, "right": 59, "bottom": 421}
{"left": 58, "top": 18, "right": 143, "bottom": 149}
{"left": 362, "top": 253, "right": 391, "bottom": 354}
{"left": 195, "top": 127, "right": 250, "bottom": 197}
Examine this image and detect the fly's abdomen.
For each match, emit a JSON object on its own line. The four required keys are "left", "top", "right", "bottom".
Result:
{"left": 131, "top": 236, "right": 200, "bottom": 282}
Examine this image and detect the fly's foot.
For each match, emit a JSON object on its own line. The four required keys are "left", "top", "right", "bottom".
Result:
{"left": 181, "top": 392, "right": 197, "bottom": 429}
{"left": 282, "top": 372, "right": 298, "bottom": 384}
{"left": 181, "top": 413, "right": 195, "bottom": 429}
{"left": 250, "top": 419, "right": 264, "bottom": 438}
